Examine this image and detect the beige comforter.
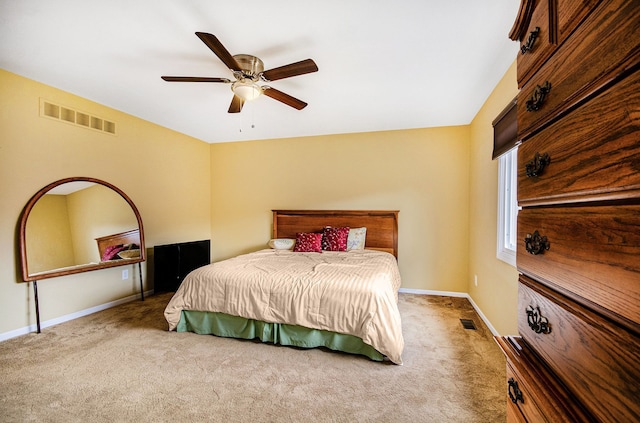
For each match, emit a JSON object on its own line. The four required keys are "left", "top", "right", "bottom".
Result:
{"left": 164, "top": 249, "right": 404, "bottom": 364}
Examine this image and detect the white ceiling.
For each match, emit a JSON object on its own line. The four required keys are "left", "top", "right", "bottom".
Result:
{"left": 0, "top": 0, "right": 519, "bottom": 144}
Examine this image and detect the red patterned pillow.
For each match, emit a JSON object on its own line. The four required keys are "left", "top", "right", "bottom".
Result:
{"left": 322, "top": 226, "right": 350, "bottom": 251}
{"left": 101, "top": 244, "right": 125, "bottom": 261}
{"left": 293, "top": 232, "right": 323, "bottom": 252}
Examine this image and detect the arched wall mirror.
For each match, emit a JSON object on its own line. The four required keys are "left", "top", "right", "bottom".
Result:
{"left": 18, "top": 177, "right": 146, "bottom": 332}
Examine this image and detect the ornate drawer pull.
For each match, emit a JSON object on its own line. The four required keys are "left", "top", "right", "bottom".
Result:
{"left": 526, "top": 81, "right": 552, "bottom": 112}
{"left": 525, "top": 152, "right": 551, "bottom": 178}
{"left": 520, "top": 27, "right": 540, "bottom": 55}
{"left": 508, "top": 378, "right": 524, "bottom": 404}
{"left": 526, "top": 305, "right": 552, "bottom": 334}
{"left": 524, "top": 230, "right": 550, "bottom": 255}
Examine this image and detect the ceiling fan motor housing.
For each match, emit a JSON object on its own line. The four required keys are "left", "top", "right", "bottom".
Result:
{"left": 233, "top": 54, "right": 264, "bottom": 81}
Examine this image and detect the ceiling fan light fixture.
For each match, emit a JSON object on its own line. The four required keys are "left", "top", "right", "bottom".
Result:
{"left": 231, "top": 80, "right": 262, "bottom": 101}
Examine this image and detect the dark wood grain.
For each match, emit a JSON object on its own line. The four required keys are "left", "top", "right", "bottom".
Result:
{"left": 509, "top": 0, "right": 535, "bottom": 41}
{"left": 261, "top": 59, "right": 318, "bottom": 82}
{"left": 517, "top": 205, "right": 640, "bottom": 330}
{"left": 518, "top": 278, "right": 640, "bottom": 422}
{"left": 505, "top": 365, "right": 548, "bottom": 422}
{"left": 262, "top": 87, "right": 307, "bottom": 110}
{"left": 195, "top": 32, "right": 241, "bottom": 72}
{"left": 505, "top": 0, "right": 640, "bottom": 421}
{"left": 515, "top": 0, "right": 554, "bottom": 87}
{"left": 517, "top": 0, "right": 640, "bottom": 140}
{"left": 518, "top": 69, "right": 640, "bottom": 206}
{"left": 515, "top": 0, "right": 601, "bottom": 87}
{"left": 505, "top": 402, "right": 525, "bottom": 423}
{"left": 161, "top": 76, "right": 229, "bottom": 83}
{"left": 496, "top": 336, "right": 592, "bottom": 422}
{"left": 272, "top": 210, "right": 398, "bottom": 258}
{"left": 555, "top": 0, "right": 600, "bottom": 42}
{"left": 228, "top": 95, "right": 244, "bottom": 113}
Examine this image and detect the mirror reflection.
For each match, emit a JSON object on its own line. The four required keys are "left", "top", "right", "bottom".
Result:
{"left": 24, "top": 181, "right": 141, "bottom": 277}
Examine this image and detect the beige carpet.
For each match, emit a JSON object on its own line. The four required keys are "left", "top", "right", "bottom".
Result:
{"left": 0, "top": 293, "right": 506, "bottom": 422}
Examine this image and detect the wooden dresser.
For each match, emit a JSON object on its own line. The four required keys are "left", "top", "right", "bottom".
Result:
{"left": 496, "top": 0, "right": 640, "bottom": 421}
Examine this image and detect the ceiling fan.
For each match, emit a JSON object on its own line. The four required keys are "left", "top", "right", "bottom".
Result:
{"left": 161, "top": 32, "right": 319, "bottom": 113}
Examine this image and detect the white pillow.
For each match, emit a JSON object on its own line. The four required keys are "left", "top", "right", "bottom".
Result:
{"left": 347, "top": 227, "right": 367, "bottom": 250}
{"left": 268, "top": 238, "right": 295, "bottom": 250}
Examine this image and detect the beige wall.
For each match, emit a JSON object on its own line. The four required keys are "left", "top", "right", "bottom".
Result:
{"left": 209, "top": 61, "right": 520, "bottom": 335}
{"left": 210, "top": 126, "right": 472, "bottom": 292}
{"left": 0, "top": 69, "right": 211, "bottom": 335}
{"left": 468, "top": 60, "right": 519, "bottom": 335}
{"left": 1, "top": 59, "right": 519, "bottom": 337}
{"left": 66, "top": 184, "right": 139, "bottom": 264}
{"left": 25, "top": 195, "right": 76, "bottom": 273}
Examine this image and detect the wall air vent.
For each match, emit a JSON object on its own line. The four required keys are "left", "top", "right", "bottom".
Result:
{"left": 76, "top": 111, "right": 90, "bottom": 127}
{"left": 43, "top": 102, "right": 60, "bottom": 119}
{"left": 40, "top": 98, "right": 116, "bottom": 135}
{"left": 61, "top": 107, "right": 75, "bottom": 123}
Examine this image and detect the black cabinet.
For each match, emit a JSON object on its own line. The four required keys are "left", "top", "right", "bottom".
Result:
{"left": 153, "top": 240, "right": 210, "bottom": 293}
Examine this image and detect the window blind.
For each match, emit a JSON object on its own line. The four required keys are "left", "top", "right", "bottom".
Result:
{"left": 492, "top": 97, "right": 519, "bottom": 160}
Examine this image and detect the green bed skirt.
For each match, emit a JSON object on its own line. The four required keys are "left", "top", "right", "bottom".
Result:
{"left": 177, "top": 310, "right": 384, "bottom": 362}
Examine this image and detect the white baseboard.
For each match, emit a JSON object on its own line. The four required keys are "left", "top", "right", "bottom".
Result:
{"left": 398, "top": 288, "right": 499, "bottom": 336}
{"left": 0, "top": 290, "right": 154, "bottom": 342}
{"left": 399, "top": 287, "right": 468, "bottom": 298}
{"left": 464, "top": 295, "right": 500, "bottom": 336}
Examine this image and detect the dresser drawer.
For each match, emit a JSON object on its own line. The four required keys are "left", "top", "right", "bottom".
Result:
{"left": 518, "top": 278, "right": 640, "bottom": 422}
{"left": 517, "top": 205, "right": 640, "bottom": 328}
{"left": 496, "top": 336, "right": 591, "bottom": 423}
{"left": 516, "top": 0, "right": 553, "bottom": 87}
{"left": 517, "top": 0, "right": 600, "bottom": 87}
{"left": 517, "top": 0, "right": 640, "bottom": 139}
{"left": 555, "top": 0, "right": 601, "bottom": 46}
{"left": 505, "top": 400, "right": 526, "bottom": 423}
{"left": 505, "top": 364, "right": 548, "bottom": 422}
{"left": 518, "top": 69, "right": 640, "bottom": 206}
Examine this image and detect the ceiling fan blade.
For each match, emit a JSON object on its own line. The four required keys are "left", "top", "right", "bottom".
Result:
{"left": 161, "top": 76, "right": 231, "bottom": 83}
{"left": 262, "top": 87, "right": 308, "bottom": 110}
{"left": 261, "top": 59, "right": 318, "bottom": 82}
{"left": 228, "top": 95, "right": 245, "bottom": 113}
{"left": 195, "top": 32, "right": 242, "bottom": 72}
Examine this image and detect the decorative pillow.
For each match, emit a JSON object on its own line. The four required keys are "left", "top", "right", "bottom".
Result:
{"left": 102, "top": 244, "right": 125, "bottom": 261}
{"left": 293, "top": 232, "right": 323, "bottom": 252}
{"left": 322, "top": 226, "right": 350, "bottom": 251}
{"left": 268, "top": 238, "right": 295, "bottom": 250}
{"left": 347, "top": 227, "right": 367, "bottom": 250}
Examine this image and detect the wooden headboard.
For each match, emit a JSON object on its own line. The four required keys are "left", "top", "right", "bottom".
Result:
{"left": 272, "top": 210, "right": 399, "bottom": 258}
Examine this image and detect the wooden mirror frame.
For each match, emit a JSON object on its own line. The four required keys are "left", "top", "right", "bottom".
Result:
{"left": 19, "top": 177, "right": 146, "bottom": 282}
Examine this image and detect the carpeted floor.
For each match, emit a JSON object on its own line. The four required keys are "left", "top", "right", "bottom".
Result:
{"left": 0, "top": 293, "right": 506, "bottom": 422}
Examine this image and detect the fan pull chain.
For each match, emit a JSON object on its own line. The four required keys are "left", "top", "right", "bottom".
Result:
{"left": 238, "top": 103, "right": 256, "bottom": 132}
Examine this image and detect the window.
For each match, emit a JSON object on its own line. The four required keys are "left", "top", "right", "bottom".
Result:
{"left": 497, "top": 147, "right": 518, "bottom": 266}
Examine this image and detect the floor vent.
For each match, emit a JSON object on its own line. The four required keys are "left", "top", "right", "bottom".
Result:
{"left": 40, "top": 99, "right": 116, "bottom": 135}
{"left": 460, "top": 319, "right": 477, "bottom": 330}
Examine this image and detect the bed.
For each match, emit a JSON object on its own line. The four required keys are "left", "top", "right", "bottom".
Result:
{"left": 164, "top": 210, "right": 404, "bottom": 364}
